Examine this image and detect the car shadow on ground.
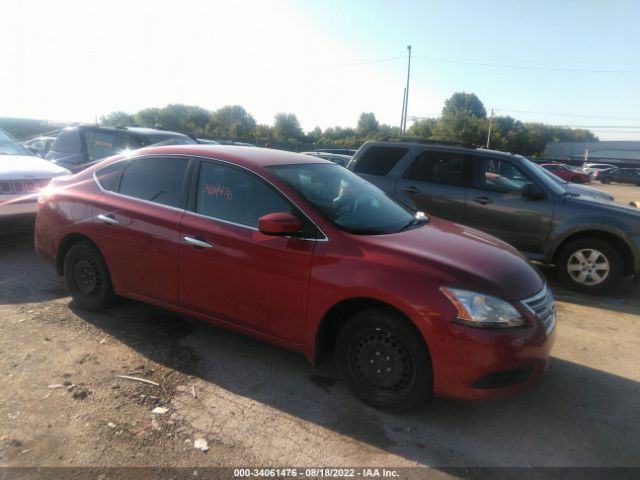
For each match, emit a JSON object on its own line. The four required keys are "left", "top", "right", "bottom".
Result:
{"left": 71, "top": 300, "right": 640, "bottom": 467}
{"left": 0, "top": 231, "right": 69, "bottom": 304}
{"left": 538, "top": 264, "right": 640, "bottom": 316}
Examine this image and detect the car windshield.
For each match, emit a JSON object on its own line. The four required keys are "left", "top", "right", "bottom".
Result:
{"left": 270, "top": 163, "right": 417, "bottom": 235}
{"left": 0, "top": 130, "right": 34, "bottom": 156}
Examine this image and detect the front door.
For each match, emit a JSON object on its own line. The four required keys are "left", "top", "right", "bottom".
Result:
{"left": 464, "top": 156, "right": 555, "bottom": 255}
{"left": 178, "top": 160, "right": 316, "bottom": 343}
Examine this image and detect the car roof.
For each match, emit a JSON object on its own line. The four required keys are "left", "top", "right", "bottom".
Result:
{"left": 361, "top": 139, "right": 519, "bottom": 160}
{"left": 68, "top": 125, "right": 189, "bottom": 137}
{"left": 124, "top": 145, "right": 334, "bottom": 168}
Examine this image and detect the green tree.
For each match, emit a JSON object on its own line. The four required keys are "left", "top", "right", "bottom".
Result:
{"left": 431, "top": 111, "right": 487, "bottom": 146}
{"left": 134, "top": 104, "right": 209, "bottom": 136}
{"left": 357, "top": 112, "right": 379, "bottom": 137}
{"left": 208, "top": 105, "right": 256, "bottom": 138}
{"left": 442, "top": 92, "right": 487, "bottom": 119}
{"left": 273, "top": 113, "right": 303, "bottom": 141}
{"left": 407, "top": 118, "right": 437, "bottom": 138}
{"left": 100, "top": 111, "right": 136, "bottom": 126}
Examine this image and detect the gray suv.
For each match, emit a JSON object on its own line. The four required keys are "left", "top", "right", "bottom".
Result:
{"left": 348, "top": 140, "right": 640, "bottom": 294}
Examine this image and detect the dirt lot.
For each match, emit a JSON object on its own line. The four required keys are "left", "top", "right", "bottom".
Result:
{"left": 0, "top": 225, "right": 639, "bottom": 477}
{"left": 595, "top": 181, "right": 640, "bottom": 206}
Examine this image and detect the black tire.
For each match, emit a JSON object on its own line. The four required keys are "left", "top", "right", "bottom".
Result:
{"left": 570, "top": 176, "right": 583, "bottom": 184}
{"left": 600, "top": 177, "right": 612, "bottom": 184}
{"left": 556, "top": 237, "right": 623, "bottom": 294}
{"left": 63, "top": 242, "right": 114, "bottom": 310}
{"left": 335, "top": 309, "right": 432, "bottom": 412}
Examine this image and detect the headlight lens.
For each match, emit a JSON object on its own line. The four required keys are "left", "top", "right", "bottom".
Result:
{"left": 440, "top": 287, "right": 526, "bottom": 328}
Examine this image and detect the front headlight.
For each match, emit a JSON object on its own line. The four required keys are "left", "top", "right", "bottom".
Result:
{"left": 440, "top": 287, "right": 526, "bottom": 328}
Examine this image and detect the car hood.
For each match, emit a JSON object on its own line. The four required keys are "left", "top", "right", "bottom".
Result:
{"left": 0, "top": 155, "right": 70, "bottom": 179}
{"left": 363, "top": 217, "right": 544, "bottom": 302}
{"left": 566, "top": 195, "right": 640, "bottom": 217}
{"left": 565, "top": 183, "right": 613, "bottom": 202}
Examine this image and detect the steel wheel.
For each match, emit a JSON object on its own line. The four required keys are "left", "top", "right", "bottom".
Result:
{"left": 64, "top": 242, "right": 114, "bottom": 310}
{"left": 335, "top": 309, "right": 432, "bottom": 412}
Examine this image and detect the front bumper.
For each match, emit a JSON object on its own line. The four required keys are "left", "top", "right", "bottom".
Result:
{"left": 428, "top": 288, "right": 556, "bottom": 401}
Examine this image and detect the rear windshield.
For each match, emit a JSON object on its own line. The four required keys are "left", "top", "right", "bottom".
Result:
{"left": 352, "top": 146, "right": 408, "bottom": 176}
{"left": 51, "top": 128, "right": 82, "bottom": 154}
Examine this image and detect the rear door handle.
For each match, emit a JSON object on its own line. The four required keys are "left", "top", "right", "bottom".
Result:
{"left": 402, "top": 186, "right": 420, "bottom": 194}
{"left": 473, "top": 196, "right": 493, "bottom": 205}
{"left": 183, "top": 236, "right": 213, "bottom": 248}
{"left": 97, "top": 214, "right": 120, "bottom": 225}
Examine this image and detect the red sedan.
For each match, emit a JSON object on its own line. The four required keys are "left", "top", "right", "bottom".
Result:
{"left": 35, "top": 145, "right": 556, "bottom": 411}
{"left": 540, "top": 163, "right": 592, "bottom": 183}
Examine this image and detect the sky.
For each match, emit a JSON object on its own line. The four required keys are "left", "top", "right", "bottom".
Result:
{"left": 3, "top": 0, "right": 640, "bottom": 140}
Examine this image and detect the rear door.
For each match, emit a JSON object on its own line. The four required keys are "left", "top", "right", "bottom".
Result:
{"left": 464, "top": 156, "right": 555, "bottom": 254}
{"left": 394, "top": 149, "right": 467, "bottom": 222}
{"left": 178, "top": 160, "right": 316, "bottom": 343}
{"left": 92, "top": 155, "right": 191, "bottom": 304}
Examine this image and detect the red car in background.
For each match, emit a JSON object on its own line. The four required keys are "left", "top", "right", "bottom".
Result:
{"left": 35, "top": 145, "right": 556, "bottom": 411}
{"left": 540, "top": 163, "right": 592, "bottom": 183}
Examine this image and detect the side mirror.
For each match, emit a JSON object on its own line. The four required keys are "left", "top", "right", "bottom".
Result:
{"left": 522, "top": 182, "right": 545, "bottom": 200}
{"left": 258, "top": 212, "right": 302, "bottom": 236}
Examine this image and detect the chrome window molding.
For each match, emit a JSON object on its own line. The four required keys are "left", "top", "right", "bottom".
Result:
{"left": 93, "top": 153, "right": 329, "bottom": 241}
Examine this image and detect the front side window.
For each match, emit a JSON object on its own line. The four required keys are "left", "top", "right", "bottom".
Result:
{"left": 271, "top": 163, "right": 415, "bottom": 235}
{"left": 118, "top": 157, "right": 189, "bottom": 208}
{"left": 403, "top": 151, "right": 465, "bottom": 185}
{"left": 473, "top": 157, "right": 531, "bottom": 194}
{"left": 196, "top": 162, "right": 297, "bottom": 229}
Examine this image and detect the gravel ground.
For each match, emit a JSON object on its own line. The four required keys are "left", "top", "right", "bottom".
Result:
{"left": 0, "top": 229, "right": 639, "bottom": 478}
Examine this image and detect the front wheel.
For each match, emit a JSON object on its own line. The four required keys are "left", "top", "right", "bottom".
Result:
{"left": 570, "top": 176, "right": 584, "bottom": 184}
{"left": 601, "top": 177, "right": 612, "bottom": 184}
{"left": 335, "top": 309, "right": 432, "bottom": 412}
{"left": 556, "top": 238, "right": 623, "bottom": 294}
{"left": 64, "top": 242, "right": 115, "bottom": 310}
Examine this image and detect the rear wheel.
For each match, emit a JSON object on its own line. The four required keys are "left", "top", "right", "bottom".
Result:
{"left": 335, "top": 309, "right": 432, "bottom": 412}
{"left": 601, "top": 177, "right": 612, "bottom": 184}
{"left": 64, "top": 242, "right": 114, "bottom": 310}
{"left": 556, "top": 238, "right": 623, "bottom": 294}
{"left": 570, "top": 176, "right": 583, "bottom": 184}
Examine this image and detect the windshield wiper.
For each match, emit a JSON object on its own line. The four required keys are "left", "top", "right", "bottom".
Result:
{"left": 399, "top": 214, "right": 429, "bottom": 232}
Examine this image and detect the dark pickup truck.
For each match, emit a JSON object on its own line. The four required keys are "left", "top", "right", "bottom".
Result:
{"left": 348, "top": 140, "right": 640, "bottom": 294}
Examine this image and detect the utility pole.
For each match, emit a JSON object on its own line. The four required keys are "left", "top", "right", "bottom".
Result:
{"left": 486, "top": 108, "right": 494, "bottom": 148}
{"left": 402, "top": 45, "right": 412, "bottom": 135}
{"left": 400, "top": 87, "right": 407, "bottom": 135}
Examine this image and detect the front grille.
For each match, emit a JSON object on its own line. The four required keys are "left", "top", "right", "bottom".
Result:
{"left": 0, "top": 179, "right": 51, "bottom": 195}
{"left": 522, "top": 286, "right": 556, "bottom": 335}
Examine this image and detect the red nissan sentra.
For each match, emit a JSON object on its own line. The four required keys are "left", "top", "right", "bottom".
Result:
{"left": 35, "top": 145, "right": 556, "bottom": 411}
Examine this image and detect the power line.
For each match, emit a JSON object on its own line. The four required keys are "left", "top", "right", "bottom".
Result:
{"left": 494, "top": 109, "right": 640, "bottom": 122}
{"left": 412, "top": 55, "right": 640, "bottom": 74}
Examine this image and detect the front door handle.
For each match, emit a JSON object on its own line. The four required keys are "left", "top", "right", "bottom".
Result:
{"left": 183, "top": 236, "right": 213, "bottom": 249}
{"left": 473, "top": 196, "right": 493, "bottom": 205}
{"left": 402, "top": 186, "right": 420, "bottom": 194}
{"left": 97, "top": 214, "right": 120, "bottom": 225}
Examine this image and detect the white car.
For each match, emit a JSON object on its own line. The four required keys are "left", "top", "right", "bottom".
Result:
{"left": 582, "top": 163, "right": 616, "bottom": 178}
{"left": 1, "top": 128, "right": 70, "bottom": 219}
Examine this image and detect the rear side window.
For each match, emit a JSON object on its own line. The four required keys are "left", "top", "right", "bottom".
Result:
{"left": 403, "top": 151, "right": 465, "bottom": 186}
{"left": 51, "top": 128, "right": 81, "bottom": 154}
{"left": 353, "top": 146, "right": 408, "bottom": 176}
{"left": 118, "top": 157, "right": 189, "bottom": 208}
